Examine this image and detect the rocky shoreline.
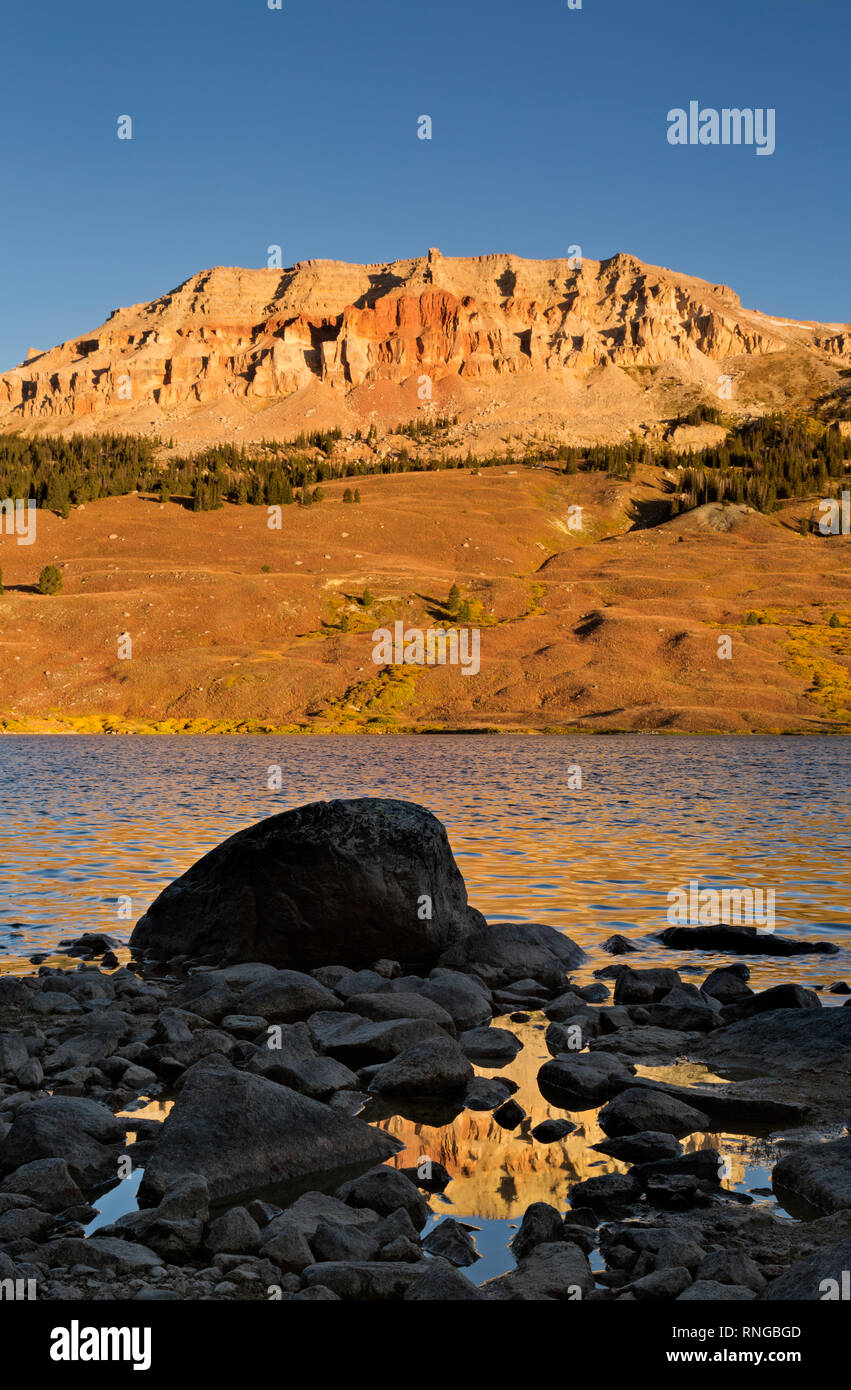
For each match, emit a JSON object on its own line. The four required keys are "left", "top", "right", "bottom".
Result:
{"left": 1, "top": 798, "right": 849, "bottom": 1302}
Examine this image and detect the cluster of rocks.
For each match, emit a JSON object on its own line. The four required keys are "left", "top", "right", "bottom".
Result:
{"left": 0, "top": 797, "right": 848, "bottom": 1302}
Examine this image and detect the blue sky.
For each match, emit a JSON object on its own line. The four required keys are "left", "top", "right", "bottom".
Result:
{"left": 1, "top": 0, "right": 848, "bottom": 370}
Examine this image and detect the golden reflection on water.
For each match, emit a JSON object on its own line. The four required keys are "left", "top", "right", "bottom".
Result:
{"left": 377, "top": 1018, "right": 765, "bottom": 1223}
{"left": 1, "top": 736, "right": 849, "bottom": 998}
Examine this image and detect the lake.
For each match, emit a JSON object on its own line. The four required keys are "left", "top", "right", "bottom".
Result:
{"left": 2, "top": 733, "right": 848, "bottom": 1281}
{"left": 1, "top": 734, "right": 849, "bottom": 991}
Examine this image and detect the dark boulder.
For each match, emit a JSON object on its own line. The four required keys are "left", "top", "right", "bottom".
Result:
{"left": 438, "top": 921, "right": 584, "bottom": 989}
{"left": 138, "top": 1062, "right": 402, "bottom": 1205}
{"left": 0, "top": 1096, "right": 125, "bottom": 1187}
{"left": 772, "top": 1136, "right": 851, "bottom": 1216}
{"left": 656, "top": 924, "right": 839, "bottom": 956}
{"left": 131, "top": 798, "right": 484, "bottom": 969}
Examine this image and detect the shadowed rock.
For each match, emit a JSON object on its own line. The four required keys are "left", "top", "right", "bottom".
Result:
{"left": 131, "top": 798, "right": 484, "bottom": 969}
{"left": 138, "top": 1062, "right": 402, "bottom": 1206}
{"left": 656, "top": 924, "right": 839, "bottom": 956}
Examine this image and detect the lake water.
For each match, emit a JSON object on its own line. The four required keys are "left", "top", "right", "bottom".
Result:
{"left": 2, "top": 733, "right": 849, "bottom": 1284}
{"left": 1, "top": 734, "right": 849, "bottom": 990}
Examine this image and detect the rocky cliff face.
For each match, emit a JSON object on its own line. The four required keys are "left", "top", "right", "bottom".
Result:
{"left": 1, "top": 250, "right": 847, "bottom": 442}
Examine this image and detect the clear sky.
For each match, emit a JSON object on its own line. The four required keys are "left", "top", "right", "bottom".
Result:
{"left": 1, "top": 0, "right": 848, "bottom": 370}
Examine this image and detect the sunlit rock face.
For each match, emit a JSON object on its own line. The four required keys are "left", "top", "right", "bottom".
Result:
{"left": 2, "top": 249, "right": 835, "bottom": 434}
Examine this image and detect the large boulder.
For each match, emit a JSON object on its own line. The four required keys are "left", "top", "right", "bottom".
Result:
{"left": 138, "top": 1061, "right": 402, "bottom": 1205}
{"left": 772, "top": 1137, "right": 851, "bottom": 1216}
{"left": 697, "top": 1007, "right": 851, "bottom": 1072}
{"left": 656, "top": 924, "right": 839, "bottom": 956}
{"left": 758, "top": 1238, "right": 851, "bottom": 1300}
{"left": 131, "top": 798, "right": 484, "bottom": 969}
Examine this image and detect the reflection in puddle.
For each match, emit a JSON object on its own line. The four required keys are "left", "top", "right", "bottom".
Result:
{"left": 84, "top": 1030, "right": 812, "bottom": 1281}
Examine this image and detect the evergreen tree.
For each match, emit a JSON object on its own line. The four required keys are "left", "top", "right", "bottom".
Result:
{"left": 38, "top": 564, "right": 63, "bottom": 595}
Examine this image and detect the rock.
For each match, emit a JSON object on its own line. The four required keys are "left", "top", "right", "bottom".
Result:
{"left": 239, "top": 971, "right": 342, "bottom": 1022}
{"left": 36, "top": 1236, "right": 162, "bottom": 1273}
{"left": 368, "top": 1035, "right": 473, "bottom": 1097}
{"left": 758, "top": 1237, "right": 851, "bottom": 1300}
{"left": 372, "top": 959, "right": 401, "bottom": 979}
{"left": 373, "top": 1209, "right": 420, "bottom": 1246}
{"left": 249, "top": 1044, "right": 359, "bottom": 1099}
{"left": 0, "top": 1158, "right": 83, "bottom": 1212}
{"left": 336, "top": 1167, "right": 430, "bottom": 1232}
{"left": 459, "top": 1026, "right": 522, "bottom": 1064}
{"left": 264, "top": 1191, "right": 380, "bottom": 1241}
{"left": 418, "top": 971, "right": 493, "bottom": 1030}
{"left": 578, "top": 982, "right": 610, "bottom": 1003}
{"left": 145, "top": 1217, "right": 204, "bottom": 1261}
{"left": 545, "top": 1020, "right": 594, "bottom": 1056}
{"left": 538, "top": 1053, "right": 634, "bottom": 1107}
{"left": 131, "top": 798, "right": 484, "bottom": 969}
{"left": 643, "top": 1173, "right": 705, "bottom": 1209}
{"left": 698, "top": 1006, "right": 851, "bottom": 1071}
{"left": 543, "top": 990, "right": 595, "bottom": 1022}
{"left": 206, "top": 1207, "right": 262, "bottom": 1254}
{"left": 629, "top": 1267, "right": 692, "bottom": 1300}
{"left": 0, "top": 1096, "right": 125, "bottom": 1186}
{"left": 220, "top": 1010, "right": 271, "bottom": 1039}
{"left": 138, "top": 1064, "right": 401, "bottom": 1205}
{"left": 645, "top": 984, "right": 722, "bottom": 1033}
{"left": 404, "top": 1260, "right": 488, "bottom": 1300}
{"left": 721, "top": 982, "right": 821, "bottom": 1021}
{"left": 307, "top": 1012, "right": 443, "bottom": 1066}
{"left": 569, "top": 1173, "right": 642, "bottom": 1209}
{"left": 0, "top": 1034, "right": 29, "bottom": 1078}
{"left": 333, "top": 970, "right": 388, "bottom": 1000}
{"left": 422, "top": 1219, "right": 480, "bottom": 1267}
{"left": 0, "top": 1205, "right": 55, "bottom": 1242}
{"left": 61, "top": 933, "right": 120, "bottom": 958}
{"left": 464, "top": 1076, "right": 514, "bottom": 1111}
{"left": 772, "top": 1136, "right": 851, "bottom": 1215}
{"left": 695, "top": 1249, "right": 766, "bottom": 1292}
{"left": 511, "top": 1203, "right": 564, "bottom": 1259}
{"left": 438, "top": 921, "right": 584, "bottom": 989}
{"left": 310, "top": 1221, "right": 379, "bottom": 1264}
{"left": 259, "top": 1223, "right": 315, "bottom": 1273}
{"left": 613, "top": 968, "right": 682, "bottom": 1005}
{"left": 677, "top": 1279, "right": 756, "bottom": 1300}
{"left": 598, "top": 1087, "right": 710, "bottom": 1138}
{"left": 601, "top": 935, "right": 639, "bottom": 955}
{"left": 657, "top": 924, "right": 839, "bottom": 956}
{"left": 217, "top": 963, "right": 280, "bottom": 989}
{"left": 156, "top": 1175, "right": 210, "bottom": 1224}
{"left": 493, "top": 1099, "right": 525, "bottom": 1130}
{"left": 398, "top": 1162, "right": 452, "bottom": 1193}
{"left": 593, "top": 1132, "right": 683, "bottom": 1164}
{"left": 531, "top": 1118, "right": 576, "bottom": 1143}
{"left": 302, "top": 1261, "right": 424, "bottom": 1299}
{"left": 601, "top": 1225, "right": 707, "bottom": 1275}
{"left": 701, "top": 963, "right": 752, "bottom": 1003}
{"left": 485, "top": 1242, "right": 594, "bottom": 1300}
{"left": 345, "top": 992, "right": 456, "bottom": 1033}
{"left": 42, "top": 1016, "right": 128, "bottom": 1070}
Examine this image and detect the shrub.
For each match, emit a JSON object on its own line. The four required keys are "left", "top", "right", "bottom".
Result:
{"left": 38, "top": 564, "right": 63, "bottom": 595}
